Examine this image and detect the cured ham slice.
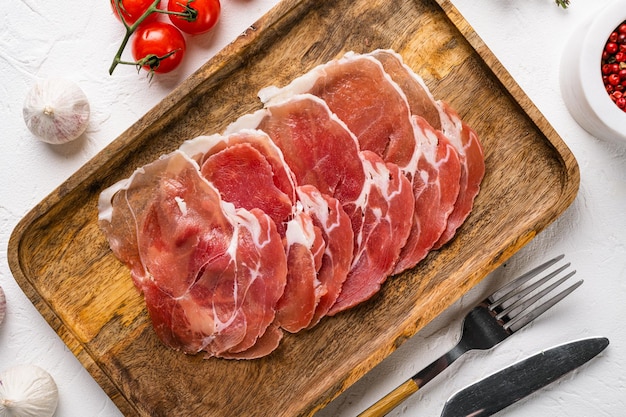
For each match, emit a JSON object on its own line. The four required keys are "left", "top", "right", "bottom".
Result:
{"left": 368, "top": 49, "right": 485, "bottom": 249}
{"left": 368, "top": 49, "right": 442, "bottom": 130}
{"left": 97, "top": 49, "right": 485, "bottom": 360}
{"left": 295, "top": 186, "right": 353, "bottom": 326}
{"left": 180, "top": 130, "right": 298, "bottom": 234}
{"left": 392, "top": 117, "right": 461, "bottom": 273}
{"left": 435, "top": 102, "right": 485, "bottom": 248}
{"left": 98, "top": 151, "right": 287, "bottom": 358}
{"left": 258, "top": 53, "right": 418, "bottom": 175}
{"left": 217, "top": 324, "right": 283, "bottom": 360}
{"left": 260, "top": 52, "right": 462, "bottom": 271}
{"left": 328, "top": 149, "right": 414, "bottom": 314}
{"left": 180, "top": 131, "right": 327, "bottom": 333}
{"left": 227, "top": 94, "right": 414, "bottom": 314}
{"left": 276, "top": 210, "right": 325, "bottom": 331}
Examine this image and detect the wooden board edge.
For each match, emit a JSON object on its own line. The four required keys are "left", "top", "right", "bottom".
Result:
{"left": 303, "top": 5, "right": 582, "bottom": 413}
{"left": 6, "top": 1, "right": 581, "bottom": 416}
{"left": 6, "top": 224, "right": 140, "bottom": 416}
{"left": 303, "top": 229, "right": 539, "bottom": 416}
{"left": 5, "top": 1, "right": 312, "bottom": 415}
{"left": 436, "top": 0, "right": 581, "bottom": 205}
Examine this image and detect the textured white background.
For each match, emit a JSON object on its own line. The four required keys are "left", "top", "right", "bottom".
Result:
{"left": 1, "top": 0, "right": 624, "bottom": 416}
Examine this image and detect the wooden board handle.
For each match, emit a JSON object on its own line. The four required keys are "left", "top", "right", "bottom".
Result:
{"left": 357, "top": 378, "right": 419, "bottom": 417}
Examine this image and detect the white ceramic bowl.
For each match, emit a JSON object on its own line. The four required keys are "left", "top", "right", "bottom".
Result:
{"left": 560, "top": 0, "right": 626, "bottom": 144}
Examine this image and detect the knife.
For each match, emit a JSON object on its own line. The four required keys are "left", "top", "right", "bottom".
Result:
{"left": 440, "top": 336, "right": 609, "bottom": 417}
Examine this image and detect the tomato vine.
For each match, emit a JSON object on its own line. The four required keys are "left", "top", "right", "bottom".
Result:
{"left": 109, "top": 0, "right": 220, "bottom": 78}
{"left": 555, "top": 0, "right": 570, "bottom": 8}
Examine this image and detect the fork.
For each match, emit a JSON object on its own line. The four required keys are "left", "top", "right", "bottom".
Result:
{"left": 357, "top": 254, "right": 582, "bottom": 417}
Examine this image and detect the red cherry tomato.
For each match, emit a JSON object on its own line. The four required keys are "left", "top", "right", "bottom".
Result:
{"left": 167, "top": 0, "right": 220, "bottom": 35}
{"left": 132, "top": 22, "right": 186, "bottom": 74}
{"left": 111, "top": 0, "right": 161, "bottom": 25}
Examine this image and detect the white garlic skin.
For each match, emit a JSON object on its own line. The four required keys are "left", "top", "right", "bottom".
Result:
{"left": 23, "top": 77, "right": 90, "bottom": 144}
{"left": 0, "top": 285, "right": 5, "bottom": 325}
{"left": 0, "top": 365, "right": 58, "bottom": 417}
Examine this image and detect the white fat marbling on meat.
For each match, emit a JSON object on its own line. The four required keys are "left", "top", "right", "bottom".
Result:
{"left": 174, "top": 196, "right": 187, "bottom": 216}
{"left": 97, "top": 151, "right": 204, "bottom": 223}
{"left": 437, "top": 101, "right": 464, "bottom": 154}
{"left": 97, "top": 171, "right": 139, "bottom": 223}
{"left": 223, "top": 113, "right": 267, "bottom": 135}
{"left": 178, "top": 133, "right": 225, "bottom": 160}
{"left": 258, "top": 71, "right": 319, "bottom": 106}
{"left": 284, "top": 203, "right": 316, "bottom": 248}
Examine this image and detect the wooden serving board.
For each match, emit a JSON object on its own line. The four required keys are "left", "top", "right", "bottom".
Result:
{"left": 8, "top": 0, "right": 579, "bottom": 416}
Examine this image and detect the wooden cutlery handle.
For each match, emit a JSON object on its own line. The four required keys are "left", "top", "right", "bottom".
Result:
{"left": 358, "top": 344, "right": 465, "bottom": 416}
{"left": 357, "top": 379, "right": 419, "bottom": 417}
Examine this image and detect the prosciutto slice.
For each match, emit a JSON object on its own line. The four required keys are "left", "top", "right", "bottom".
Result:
{"left": 368, "top": 49, "right": 485, "bottom": 249}
{"left": 227, "top": 94, "right": 414, "bottom": 314}
{"left": 260, "top": 52, "right": 462, "bottom": 271}
{"left": 435, "top": 102, "right": 485, "bottom": 248}
{"left": 98, "top": 151, "right": 287, "bottom": 358}
{"left": 97, "top": 49, "right": 485, "bottom": 360}
{"left": 296, "top": 185, "right": 353, "bottom": 326}
{"left": 391, "top": 117, "right": 461, "bottom": 273}
{"left": 180, "top": 130, "right": 328, "bottom": 333}
{"left": 368, "top": 49, "right": 442, "bottom": 130}
{"left": 258, "top": 53, "right": 418, "bottom": 174}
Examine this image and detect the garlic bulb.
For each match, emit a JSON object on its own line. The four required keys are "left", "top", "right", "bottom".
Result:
{"left": 23, "top": 77, "right": 90, "bottom": 144}
{"left": 0, "top": 285, "right": 5, "bottom": 325}
{"left": 0, "top": 365, "right": 58, "bottom": 417}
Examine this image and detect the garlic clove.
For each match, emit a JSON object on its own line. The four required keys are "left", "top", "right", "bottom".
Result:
{"left": 23, "top": 77, "right": 91, "bottom": 145}
{"left": 0, "top": 285, "right": 5, "bottom": 325}
{"left": 0, "top": 365, "right": 58, "bottom": 417}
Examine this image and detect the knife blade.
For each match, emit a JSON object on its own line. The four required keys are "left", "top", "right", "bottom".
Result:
{"left": 440, "top": 336, "right": 609, "bottom": 417}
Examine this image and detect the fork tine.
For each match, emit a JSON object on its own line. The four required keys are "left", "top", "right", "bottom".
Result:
{"left": 488, "top": 254, "right": 565, "bottom": 304}
{"left": 504, "top": 278, "right": 583, "bottom": 332}
{"left": 494, "top": 270, "right": 577, "bottom": 320}
{"left": 489, "top": 262, "right": 571, "bottom": 312}
{"left": 357, "top": 255, "right": 581, "bottom": 417}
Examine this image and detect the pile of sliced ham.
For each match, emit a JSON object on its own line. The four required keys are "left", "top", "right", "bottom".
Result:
{"left": 98, "top": 50, "right": 485, "bottom": 359}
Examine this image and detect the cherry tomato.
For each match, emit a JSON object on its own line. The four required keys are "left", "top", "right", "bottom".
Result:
{"left": 167, "top": 0, "right": 220, "bottom": 35}
{"left": 132, "top": 22, "right": 186, "bottom": 74}
{"left": 111, "top": 0, "right": 161, "bottom": 25}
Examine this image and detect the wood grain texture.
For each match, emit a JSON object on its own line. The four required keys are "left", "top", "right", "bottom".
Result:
{"left": 7, "top": 0, "right": 579, "bottom": 416}
{"left": 357, "top": 379, "right": 420, "bottom": 417}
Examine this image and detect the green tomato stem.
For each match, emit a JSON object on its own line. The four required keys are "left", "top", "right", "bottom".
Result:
{"left": 108, "top": 0, "right": 194, "bottom": 76}
{"left": 109, "top": 0, "right": 162, "bottom": 75}
{"left": 555, "top": 0, "right": 570, "bottom": 8}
